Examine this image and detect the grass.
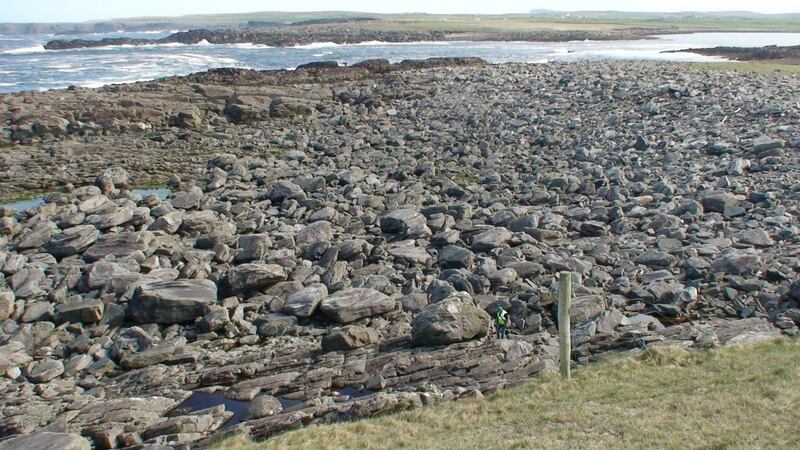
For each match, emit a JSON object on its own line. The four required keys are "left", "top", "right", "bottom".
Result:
{"left": 685, "top": 61, "right": 800, "bottom": 73}
{"left": 213, "top": 339, "right": 800, "bottom": 450}
{"left": 18, "top": 12, "right": 800, "bottom": 33}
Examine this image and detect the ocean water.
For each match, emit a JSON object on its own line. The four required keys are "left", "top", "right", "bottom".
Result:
{"left": 1, "top": 188, "right": 171, "bottom": 213}
{"left": 0, "top": 32, "right": 799, "bottom": 93}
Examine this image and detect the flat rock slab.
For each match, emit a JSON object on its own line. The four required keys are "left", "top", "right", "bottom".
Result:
{"left": 320, "top": 288, "right": 395, "bottom": 323}
{"left": 0, "top": 432, "right": 91, "bottom": 450}
{"left": 83, "top": 231, "right": 154, "bottom": 262}
{"left": 228, "top": 264, "right": 287, "bottom": 294}
{"left": 129, "top": 279, "right": 218, "bottom": 324}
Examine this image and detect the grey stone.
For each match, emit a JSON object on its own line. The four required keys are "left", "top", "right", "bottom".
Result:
{"left": 438, "top": 245, "right": 475, "bottom": 269}
{"left": 321, "top": 326, "right": 380, "bottom": 352}
{"left": 26, "top": 358, "right": 64, "bottom": 383}
{"left": 380, "top": 209, "right": 430, "bottom": 238}
{"left": 55, "top": 299, "right": 104, "bottom": 324}
{"left": 0, "top": 432, "right": 90, "bottom": 450}
{"left": 319, "top": 288, "right": 395, "bottom": 323}
{"left": 245, "top": 395, "right": 283, "bottom": 420}
{"left": 471, "top": 227, "right": 512, "bottom": 252}
{"left": 411, "top": 292, "right": 490, "bottom": 346}
{"left": 229, "top": 263, "right": 287, "bottom": 294}
{"left": 283, "top": 284, "right": 328, "bottom": 318}
{"left": 83, "top": 231, "right": 154, "bottom": 262}
{"left": 45, "top": 225, "right": 99, "bottom": 257}
{"left": 129, "top": 279, "right": 218, "bottom": 324}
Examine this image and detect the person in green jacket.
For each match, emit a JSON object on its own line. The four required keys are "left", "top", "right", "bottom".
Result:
{"left": 495, "top": 305, "right": 509, "bottom": 339}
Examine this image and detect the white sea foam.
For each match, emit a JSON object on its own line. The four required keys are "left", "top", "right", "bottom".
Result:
{"left": 2, "top": 45, "right": 45, "bottom": 54}
{"left": 352, "top": 40, "right": 453, "bottom": 46}
{"left": 231, "top": 43, "right": 273, "bottom": 49}
{"left": 292, "top": 42, "right": 340, "bottom": 49}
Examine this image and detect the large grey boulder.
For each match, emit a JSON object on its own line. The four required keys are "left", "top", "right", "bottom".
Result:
{"left": 83, "top": 231, "right": 154, "bottom": 262}
{"left": 25, "top": 359, "right": 64, "bottom": 383}
{"left": 129, "top": 280, "right": 217, "bottom": 324}
{"left": 296, "top": 221, "right": 333, "bottom": 246}
{"left": 411, "top": 292, "right": 490, "bottom": 346}
{"left": 283, "top": 284, "right": 328, "bottom": 318}
{"left": 10, "top": 267, "right": 46, "bottom": 299}
{"left": 380, "top": 209, "right": 430, "bottom": 238}
{"left": 86, "top": 206, "right": 134, "bottom": 230}
{"left": 44, "top": 225, "right": 99, "bottom": 257}
{"left": 55, "top": 299, "right": 104, "bottom": 324}
{"left": 234, "top": 234, "right": 272, "bottom": 263}
{"left": 319, "top": 288, "right": 395, "bottom": 323}
{"left": 180, "top": 210, "right": 223, "bottom": 235}
{"left": 245, "top": 395, "right": 283, "bottom": 420}
{"left": 170, "top": 187, "right": 204, "bottom": 210}
{"left": 712, "top": 250, "right": 762, "bottom": 276}
{"left": 321, "top": 325, "right": 380, "bottom": 352}
{"left": 471, "top": 227, "right": 512, "bottom": 252}
{"left": 702, "top": 191, "right": 740, "bottom": 213}
{"left": 229, "top": 264, "right": 287, "bottom": 294}
{"left": 16, "top": 221, "right": 55, "bottom": 250}
{"left": 0, "top": 432, "right": 90, "bottom": 450}
{"left": 0, "top": 290, "right": 14, "bottom": 320}
{"left": 266, "top": 180, "right": 306, "bottom": 203}
{"left": 438, "top": 245, "right": 475, "bottom": 269}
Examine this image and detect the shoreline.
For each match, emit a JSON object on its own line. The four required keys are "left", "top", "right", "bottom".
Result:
{"left": 0, "top": 55, "right": 799, "bottom": 448}
{"left": 41, "top": 27, "right": 800, "bottom": 51}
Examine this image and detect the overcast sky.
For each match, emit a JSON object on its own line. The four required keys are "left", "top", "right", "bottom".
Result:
{"left": 2, "top": 0, "right": 797, "bottom": 23}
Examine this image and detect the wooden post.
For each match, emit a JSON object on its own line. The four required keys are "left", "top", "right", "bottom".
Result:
{"left": 558, "top": 272, "right": 572, "bottom": 381}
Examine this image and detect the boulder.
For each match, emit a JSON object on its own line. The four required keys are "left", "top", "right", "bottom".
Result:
{"left": 0, "top": 432, "right": 90, "bottom": 450}
{"left": 438, "top": 245, "right": 475, "bottom": 269}
{"left": 712, "top": 250, "right": 762, "bottom": 276}
{"left": 380, "top": 209, "right": 429, "bottom": 238}
{"left": 83, "top": 231, "right": 154, "bottom": 262}
{"left": 55, "top": 299, "right": 105, "bottom": 324}
{"left": 296, "top": 221, "right": 333, "bottom": 246}
{"left": 471, "top": 227, "right": 512, "bottom": 251}
{"left": 322, "top": 326, "right": 380, "bottom": 352}
{"left": 25, "top": 358, "right": 64, "bottom": 383}
{"left": 702, "top": 191, "right": 740, "bottom": 214}
{"left": 283, "top": 284, "right": 328, "bottom": 318}
{"left": 180, "top": 210, "right": 223, "bottom": 235}
{"left": 129, "top": 280, "right": 218, "bottom": 324}
{"left": 44, "top": 225, "right": 100, "bottom": 257}
{"left": 319, "top": 288, "right": 395, "bottom": 323}
{"left": 16, "top": 221, "right": 55, "bottom": 250}
{"left": 86, "top": 207, "right": 134, "bottom": 230}
{"left": 266, "top": 180, "right": 306, "bottom": 203}
{"left": 411, "top": 292, "right": 490, "bottom": 346}
{"left": 229, "top": 264, "right": 287, "bottom": 294}
{"left": 245, "top": 395, "right": 283, "bottom": 420}
{"left": 256, "top": 313, "right": 298, "bottom": 337}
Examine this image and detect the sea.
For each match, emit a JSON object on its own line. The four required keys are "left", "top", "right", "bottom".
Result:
{"left": 1, "top": 31, "right": 800, "bottom": 94}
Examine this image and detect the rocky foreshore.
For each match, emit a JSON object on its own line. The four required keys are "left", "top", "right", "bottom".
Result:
{"left": 670, "top": 44, "right": 800, "bottom": 62}
{"left": 0, "top": 58, "right": 799, "bottom": 449}
{"left": 43, "top": 25, "right": 664, "bottom": 50}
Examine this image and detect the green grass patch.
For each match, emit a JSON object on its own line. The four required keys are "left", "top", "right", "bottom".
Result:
{"left": 214, "top": 339, "right": 800, "bottom": 450}
{"left": 685, "top": 61, "right": 800, "bottom": 73}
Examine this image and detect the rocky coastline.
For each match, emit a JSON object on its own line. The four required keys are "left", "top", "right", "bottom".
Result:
{"left": 670, "top": 44, "right": 800, "bottom": 62}
{"left": 43, "top": 25, "right": 665, "bottom": 50}
{"left": 0, "top": 58, "right": 799, "bottom": 449}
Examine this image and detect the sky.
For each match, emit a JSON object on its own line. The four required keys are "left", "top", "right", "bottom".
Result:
{"left": 1, "top": 0, "right": 797, "bottom": 23}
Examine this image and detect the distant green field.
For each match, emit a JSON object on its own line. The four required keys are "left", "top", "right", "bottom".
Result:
{"left": 686, "top": 61, "right": 800, "bottom": 73}
{"left": 7, "top": 12, "right": 800, "bottom": 34}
